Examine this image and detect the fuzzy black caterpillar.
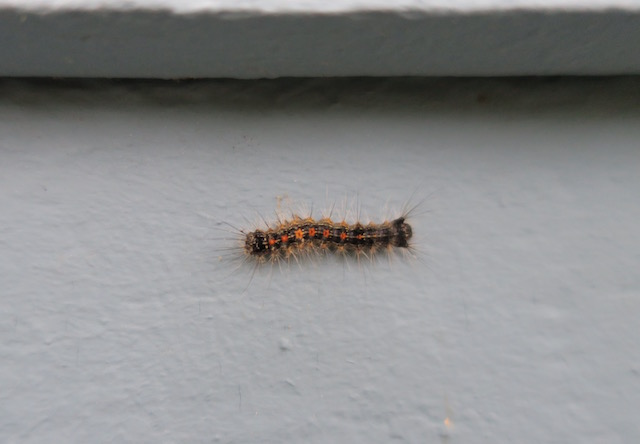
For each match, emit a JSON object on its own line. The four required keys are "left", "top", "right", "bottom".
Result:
{"left": 244, "top": 216, "right": 413, "bottom": 259}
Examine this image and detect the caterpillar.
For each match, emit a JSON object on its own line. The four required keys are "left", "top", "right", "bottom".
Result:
{"left": 216, "top": 196, "right": 422, "bottom": 271}
{"left": 244, "top": 215, "right": 413, "bottom": 259}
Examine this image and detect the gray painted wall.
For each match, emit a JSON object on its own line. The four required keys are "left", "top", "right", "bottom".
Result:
{"left": 2, "top": 6, "right": 640, "bottom": 77}
{"left": 1, "top": 78, "right": 639, "bottom": 442}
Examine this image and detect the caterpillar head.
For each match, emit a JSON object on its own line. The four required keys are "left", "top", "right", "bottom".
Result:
{"left": 245, "top": 230, "right": 268, "bottom": 256}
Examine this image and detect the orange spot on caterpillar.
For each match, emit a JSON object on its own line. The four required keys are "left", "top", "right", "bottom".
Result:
{"left": 309, "top": 227, "right": 316, "bottom": 237}
{"left": 295, "top": 228, "right": 304, "bottom": 239}
{"left": 281, "top": 234, "right": 289, "bottom": 242}
{"left": 322, "top": 229, "right": 330, "bottom": 238}
{"left": 340, "top": 232, "right": 347, "bottom": 241}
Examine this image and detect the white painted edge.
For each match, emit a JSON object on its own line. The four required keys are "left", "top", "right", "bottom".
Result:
{"left": 2, "top": 0, "right": 640, "bottom": 14}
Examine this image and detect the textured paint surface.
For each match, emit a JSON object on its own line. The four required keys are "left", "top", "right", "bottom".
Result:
{"left": 1, "top": 78, "right": 639, "bottom": 443}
